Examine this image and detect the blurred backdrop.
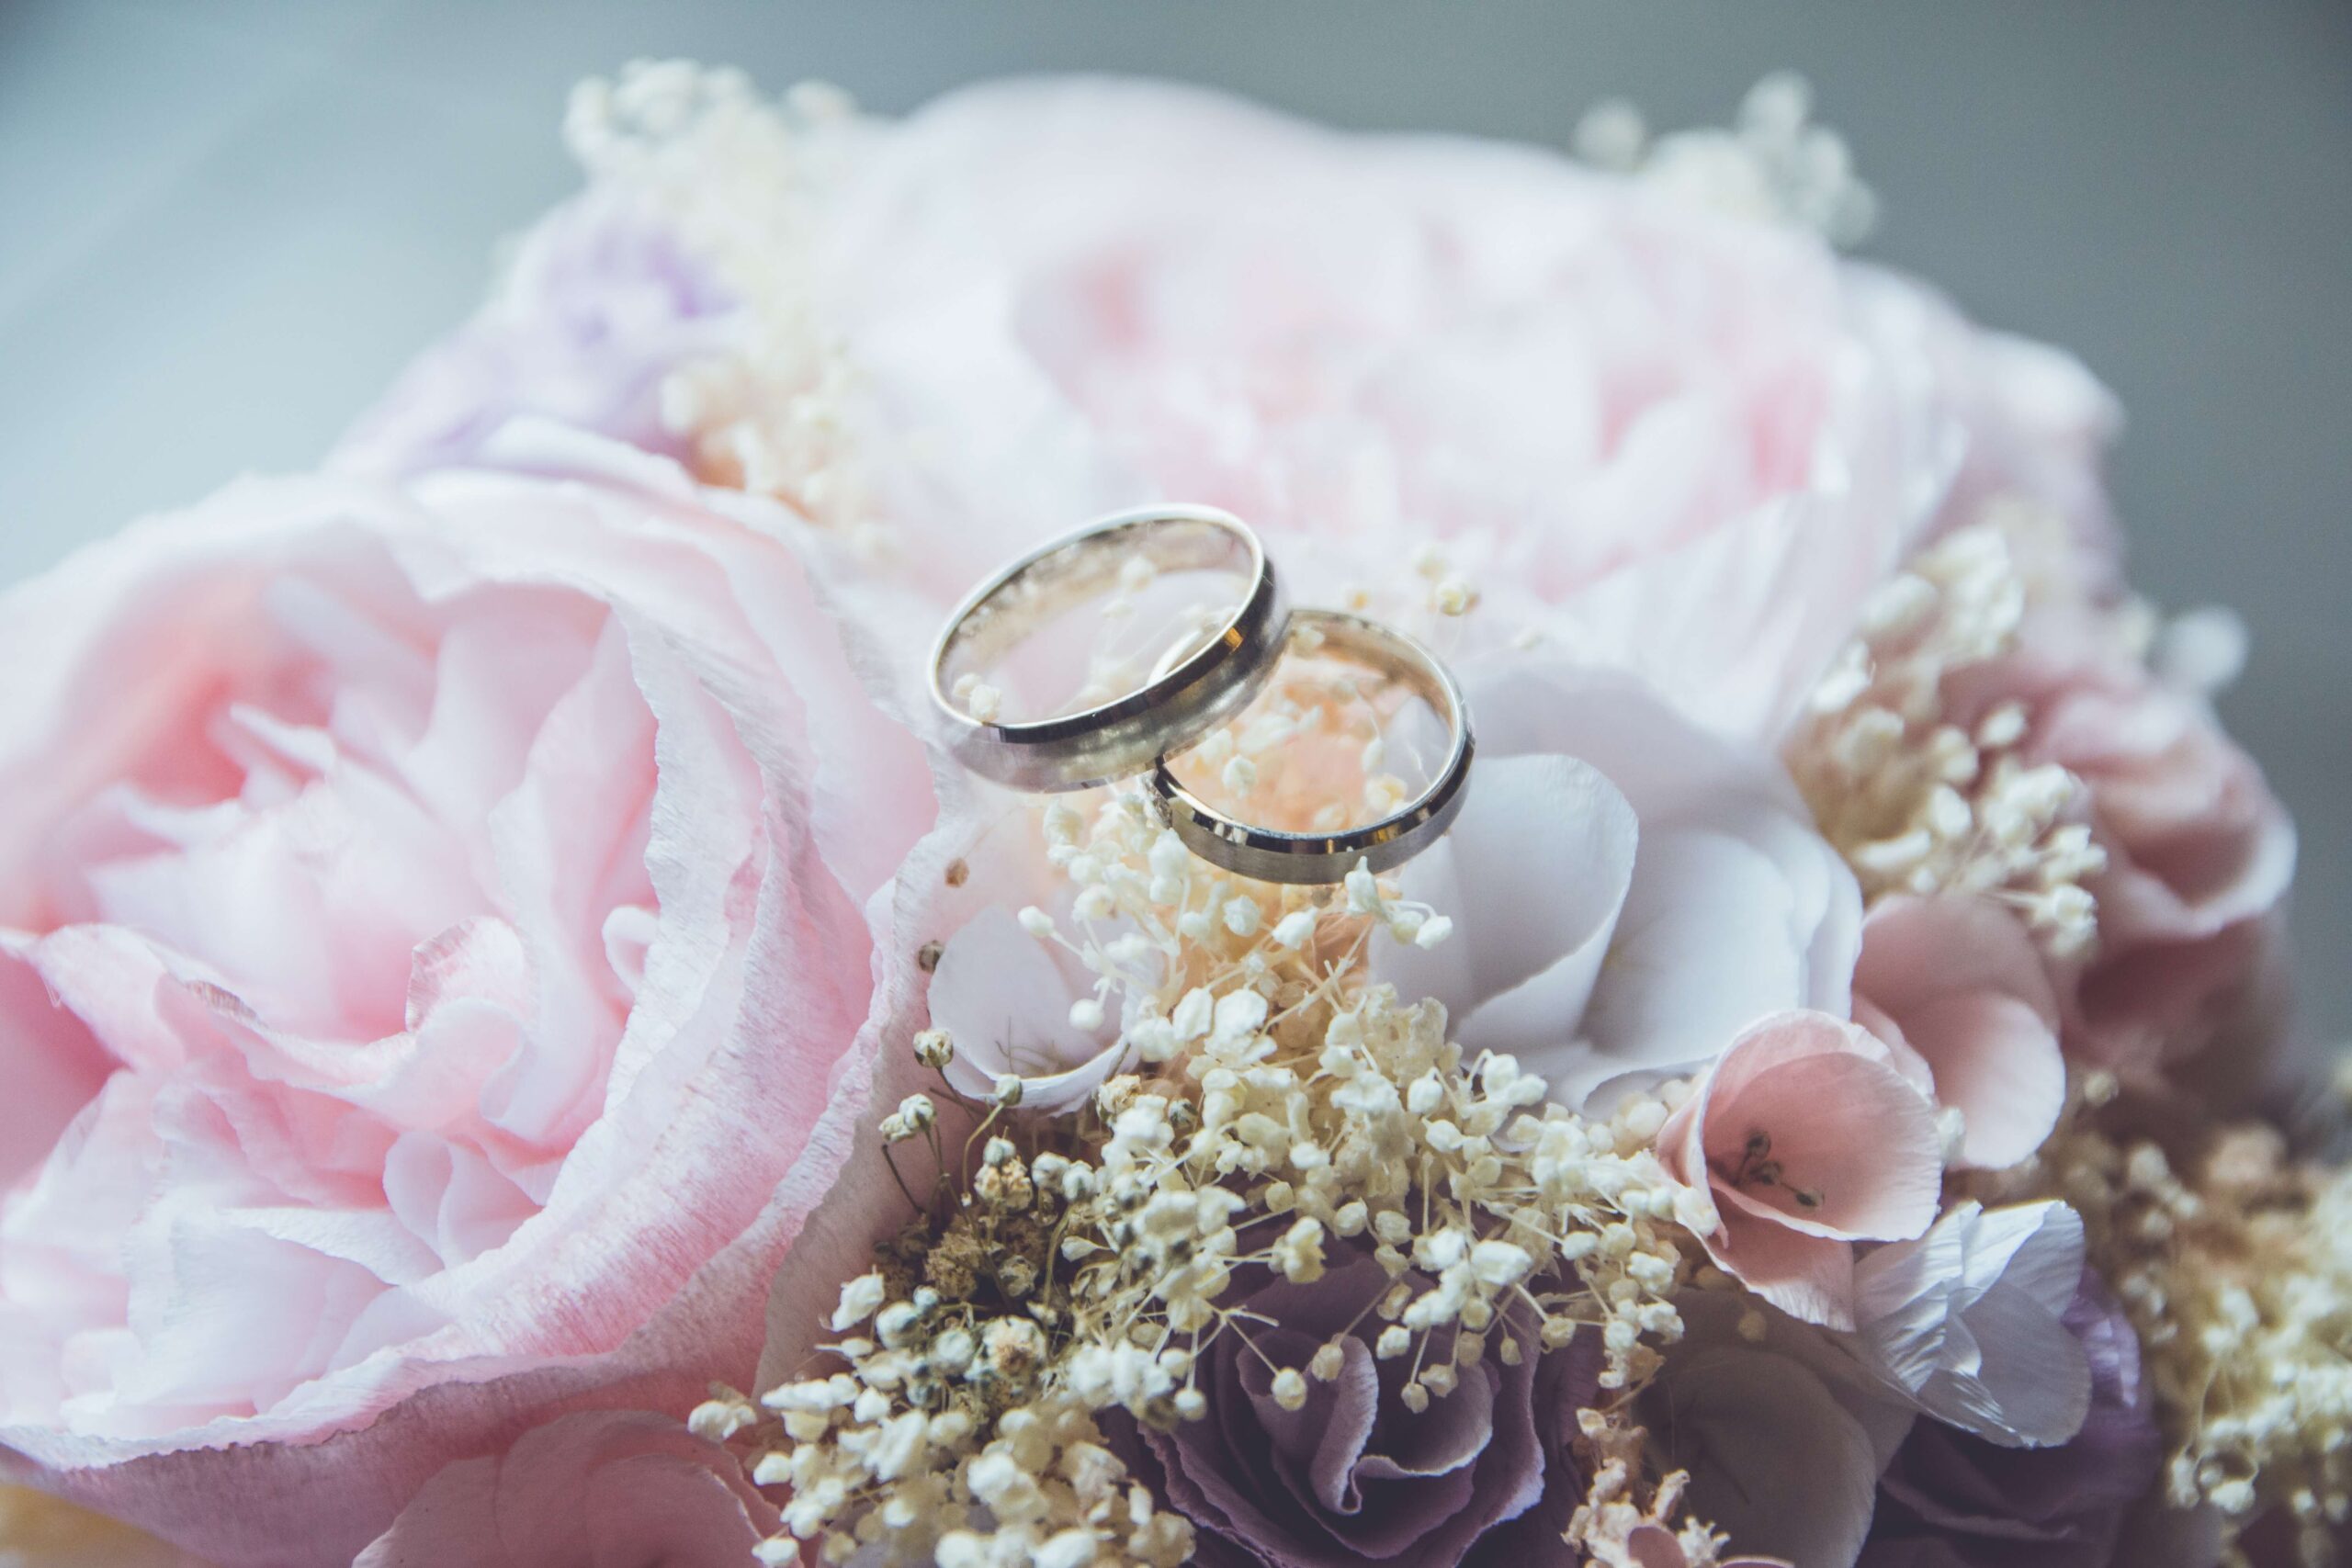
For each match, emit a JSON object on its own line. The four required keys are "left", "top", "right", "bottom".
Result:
{"left": 1, "top": 0, "right": 2346, "bottom": 1040}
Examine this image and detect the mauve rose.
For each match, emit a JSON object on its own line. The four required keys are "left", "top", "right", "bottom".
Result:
{"left": 0, "top": 453, "right": 938, "bottom": 1564}
{"left": 1118, "top": 1254, "right": 1589, "bottom": 1567}
{"left": 332, "top": 194, "right": 738, "bottom": 480}
{"left": 1461, "top": 1325, "right": 1608, "bottom": 1568}
{"left": 354, "top": 1410, "right": 777, "bottom": 1567}
{"left": 1859, "top": 1270, "right": 2161, "bottom": 1568}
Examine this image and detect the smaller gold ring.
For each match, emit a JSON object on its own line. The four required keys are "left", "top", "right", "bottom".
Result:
{"left": 1148, "top": 609, "right": 1474, "bottom": 885}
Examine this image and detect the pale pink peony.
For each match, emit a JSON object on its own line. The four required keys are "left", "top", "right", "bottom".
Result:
{"left": 353, "top": 1410, "right": 777, "bottom": 1567}
{"left": 0, "top": 448, "right": 938, "bottom": 1564}
{"left": 1656, "top": 1011, "right": 1942, "bottom": 1328}
{"left": 1853, "top": 896, "right": 2064, "bottom": 1171}
{"left": 334, "top": 76, "right": 2121, "bottom": 753}
{"left": 1376, "top": 659, "right": 1859, "bottom": 1112}
{"left": 797, "top": 78, "right": 2109, "bottom": 742}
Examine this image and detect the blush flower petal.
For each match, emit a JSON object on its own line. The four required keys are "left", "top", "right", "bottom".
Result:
{"left": 791, "top": 78, "right": 2107, "bottom": 746}
{"left": 1944, "top": 608, "right": 2294, "bottom": 1084}
{"left": 1854, "top": 896, "right": 2064, "bottom": 1171}
{"left": 1658, "top": 1011, "right": 1942, "bottom": 1327}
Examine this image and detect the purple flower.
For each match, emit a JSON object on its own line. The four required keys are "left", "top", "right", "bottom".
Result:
{"left": 332, "top": 195, "right": 737, "bottom": 479}
{"left": 1118, "top": 1254, "right": 1600, "bottom": 1567}
{"left": 1859, "top": 1269, "right": 2161, "bottom": 1568}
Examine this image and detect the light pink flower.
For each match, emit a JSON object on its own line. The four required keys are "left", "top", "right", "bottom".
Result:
{"left": 1949, "top": 624, "right": 2294, "bottom": 1081}
{"left": 2045, "top": 681, "right": 2292, "bottom": 1077}
{"left": 1657, "top": 1011, "right": 1942, "bottom": 1328}
{"left": 798, "top": 78, "right": 2114, "bottom": 741}
{"left": 0, "top": 453, "right": 937, "bottom": 1563}
{"left": 1853, "top": 896, "right": 2064, "bottom": 1171}
{"left": 353, "top": 1410, "right": 777, "bottom": 1567}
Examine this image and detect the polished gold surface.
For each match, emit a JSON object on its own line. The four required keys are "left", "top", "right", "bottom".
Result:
{"left": 1149, "top": 609, "right": 1474, "bottom": 884}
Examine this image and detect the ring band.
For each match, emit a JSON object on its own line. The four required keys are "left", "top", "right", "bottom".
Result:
{"left": 928, "top": 504, "right": 1289, "bottom": 793}
{"left": 1149, "top": 609, "right": 1475, "bottom": 885}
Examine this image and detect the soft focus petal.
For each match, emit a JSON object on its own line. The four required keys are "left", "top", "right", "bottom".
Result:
{"left": 930, "top": 905, "right": 1124, "bottom": 1110}
{"left": 1649, "top": 1343, "right": 1883, "bottom": 1568}
{"left": 353, "top": 1410, "right": 777, "bottom": 1567}
{"left": 1382, "top": 753, "right": 1636, "bottom": 1068}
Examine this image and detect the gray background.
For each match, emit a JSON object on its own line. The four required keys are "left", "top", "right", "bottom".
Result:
{"left": 2, "top": 0, "right": 2346, "bottom": 1040}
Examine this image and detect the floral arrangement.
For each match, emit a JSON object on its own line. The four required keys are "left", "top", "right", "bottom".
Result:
{"left": 0, "top": 59, "right": 2336, "bottom": 1568}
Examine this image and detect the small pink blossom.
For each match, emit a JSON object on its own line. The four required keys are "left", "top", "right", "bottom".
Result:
{"left": 354, "top": 1410, "right": 777, "bottom": 1567}
{"left": 1853, "top": 896, "right": 2064, "bottom": 1170}
{"left": 1657, "top": 1011, "right": 1942, "bottom": 1328}
{"left": 1950, "top": 615, "right": 2294, "bottom": 1083}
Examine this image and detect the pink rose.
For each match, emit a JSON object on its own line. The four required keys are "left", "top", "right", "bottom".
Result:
{"left": 1948, "top": 622, "right": 2294, "bottom": 1081}
{"left": 354, "top": 1410, "right": 777, "bottom": 1567}
{"left": 1657, "top": 1011, "right": 1942, "bottom": 1328}
{"left": 799, "top": 79, "right": 2098, "bottom": 739}
{"left": 0, "top": 450, "right": 937, "bottom": 1563}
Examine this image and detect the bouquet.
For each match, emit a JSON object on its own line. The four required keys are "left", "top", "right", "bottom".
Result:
{"left": 0, "top": 62, "right": 2335, "bottom": 1568}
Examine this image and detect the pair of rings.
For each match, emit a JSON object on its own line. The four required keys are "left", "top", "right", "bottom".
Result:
{"left": 926, "top": 504, "right": 1474, "bottom": 885}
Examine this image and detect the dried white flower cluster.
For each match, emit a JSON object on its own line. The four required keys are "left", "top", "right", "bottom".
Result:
{"left": 1573, "top": 1461, "right": 1760, "bottom": 1568}
{"left": 718, "top": 773, "right": 1705, "bottom": 1563}
{"left": 1985, "top": 1080, "right": 2352, "bottom": 1565}
{"left": 1573, "top": 72, "right": 1879, "bottom": 247}
{"left": 1789, "top": 518, "right": 2106, "bottom": 957}
{"left": 565, "top": 62, "right": 879, "bottom": 542}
